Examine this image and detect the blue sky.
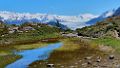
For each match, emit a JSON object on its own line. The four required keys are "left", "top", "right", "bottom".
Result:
{"left": 0, "top": 0, "right": 120, "bottom": 15}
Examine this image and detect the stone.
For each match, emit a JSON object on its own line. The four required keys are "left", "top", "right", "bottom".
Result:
{"left": 84, "top": 56, "right": 92, "bottom": 60}
{"left": 109, "top": 55, "right": 114, "bottom": 60}
{"left": 87, "top": 61, "right": 92, "bottom": 65}
{"left": 61, "top": 66, "right": 64, "bottom": 68}
{"left": 115, "top": 64, "right": 120, "bottom": 68}
{"left": 75, "top": 62, "right": 78, "bottom": 65}
{"left": 47, "top": 64, "right": 54, "bottom": 68}
{"left": 78, "top": 60, "right": 82, "bottom": 62}
{"left": 82, "top": 63, "right": 87, "bottom": 66}
{"left": 96, "top": 56, "right": 101, "bottom": 62}
{"left": 70, "top": 66, "right": 77, "bottom": 68}
{"left": 96, "top": 59, "right": 101, "bottom": 62}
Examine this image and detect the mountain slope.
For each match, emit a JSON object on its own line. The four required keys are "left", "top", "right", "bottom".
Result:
{"left": 76, "top": 16, "right": 120, "bottom": 38}
{"left": 76, "top": 7, "right": 120, "bottom": 38}
{"left": 86, "top": 10, "right": 115, "bottom": 25}
{"left": 113, "top": 7, "right": 120, "bottom": 16}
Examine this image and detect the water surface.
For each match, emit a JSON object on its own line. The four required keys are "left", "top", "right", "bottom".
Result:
{"left": 6, "top": 42, "right": 63, "bottom": 68}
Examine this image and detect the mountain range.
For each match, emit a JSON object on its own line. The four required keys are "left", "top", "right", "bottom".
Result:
{"left": 0, "top": 7, "right": 119, "bottom": 30}
{"left": 0, "top": 11, "right": 97, "bottom": 29}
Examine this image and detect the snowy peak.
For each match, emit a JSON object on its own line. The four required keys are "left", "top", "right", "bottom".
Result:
{"left": 113, "top": 7, "right": 120, "bottom": 16}
{"left": 79, "top": 13, "right": 98, "bottom": 19}
{"left": 86, "top": 9, "right": 115, "bottom": 25}
{"left": 0, "top": 11, "right": 97, "bottom": 22}
{"left": 0, "top": 11, "right": 97, "bottom": 29}
{"left": 100, "top": 9, "right": 115, "bottom": 18}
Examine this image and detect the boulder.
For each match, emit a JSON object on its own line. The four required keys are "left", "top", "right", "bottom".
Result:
{"left": 47, "top": 64, "right": 54, "bottom": 68}
{"left": 109, "top": 55, "right": 114, "bottom": 60}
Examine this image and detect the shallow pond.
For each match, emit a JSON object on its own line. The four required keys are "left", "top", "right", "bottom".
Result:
{"left": 6, "top": 42, "right": 63, "bottom": 68}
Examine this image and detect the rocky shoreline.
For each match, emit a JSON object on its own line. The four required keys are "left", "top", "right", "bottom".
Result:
{"left": 29, "top": 54, "right": 120, "bottom": 68}
{"left": 29, "top": 42, "right": 120, "bottom": 68}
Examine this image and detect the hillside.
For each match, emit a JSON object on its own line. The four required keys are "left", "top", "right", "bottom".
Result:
{"left": 86, "top": 10, "right": 115, "bottom": 25}
{"left": 0, "top": 21, "right": 61, "bottom": 46}
{"left": 76, "top": 16, "right": 120, "bottom": 38}
{"left": 113, "top": 7, "right": 120, "bottom": 16}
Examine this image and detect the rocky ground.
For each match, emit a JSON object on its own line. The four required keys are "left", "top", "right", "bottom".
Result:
{"left": 29, "top": 44, "right": 120, "bottom": 68}
{"left": 29, "top": 54, "right": 120, "bottom": 68}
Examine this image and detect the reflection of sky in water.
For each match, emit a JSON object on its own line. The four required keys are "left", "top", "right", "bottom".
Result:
{"left": 6, "top": 43, "right": 63, "bottom": 68}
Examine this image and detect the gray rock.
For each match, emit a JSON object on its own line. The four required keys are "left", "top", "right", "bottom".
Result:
{"left": 69, "top": 66, "right": 77, "bottom": 68}
{"left": 87, "top": 61, "right": 92, "bottom": 65}
{"left": 96, "top": 56, "right": 101, "bottom": 62}
{"left": 84, "top": 56, "right": 92, "bottom": 60}
{"left": 75, "top": 62, "right": 78, "bottom": 65}
{"left": 96, "top": 59, "right": 101, "bottom": 62}
{"left": 47, "top": 64, "right": 54, "bottom": 68}
{"left": 60, "top": 66, "right": 64, "bottom": 68}
{"left": 109, "top": 55, "right": 114, "bottom": 60}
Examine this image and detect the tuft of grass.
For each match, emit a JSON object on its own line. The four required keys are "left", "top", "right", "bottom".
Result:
{"left": 13, "top": 42, "right": 48, "bottom": 50}
{"left": 57, "top": 38, "right": 98, "bottom": 51}
{"left": 57, "top": 38, "right": 81, "bottom": 51}
{"left": 92, "top": 37, "right": 120, "bottom": 53}
{"left": 0, "top": 55, "right": 22, "bottom": 68}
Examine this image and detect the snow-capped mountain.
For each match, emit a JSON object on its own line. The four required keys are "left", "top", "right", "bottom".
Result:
{"left": 86, "top": 9, "right": 115, "bottom": 25}
{"left": 0, "top": 11, "right": 97, "bottom": 29}
{"left": 113, "top": 7, "right": 120, "bottom": 16}
{"left": 59, "top": 14, "right": 98, "bottom": 30}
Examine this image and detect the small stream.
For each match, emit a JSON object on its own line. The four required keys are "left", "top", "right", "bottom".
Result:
{"left": 6, "top": 42, "right": 63, "bottom": 68}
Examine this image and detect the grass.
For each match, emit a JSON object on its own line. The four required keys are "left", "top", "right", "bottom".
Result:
{"left": 0, "top": 37, "right": 60, "bottom": 56}
{"left": 0, "top": 32, "right": 60, "bottom": 46}
{"left": 57, "top": 38, "right": 81, "bottom": 51}
{"left": 92, "top": 37, "right": 120, "bottom": 53}
{"left": 56, "top": 38, "right": 98, "bottom": 51}
{"left": 0, "top": 32, "right": 60, "bottom": 54}
{"left": 0, "top": 51, "right": 11, "bottom": 56}
{"left": 0, "top": 55, "right": 22, "bottom": 68}
{"left": 13, "top": 42, "right": 48, "bottom": 50}
{"left": 0, "top": 41, "right": 49, "bottom": 56}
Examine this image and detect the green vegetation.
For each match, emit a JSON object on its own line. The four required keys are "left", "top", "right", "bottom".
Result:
{"left": 76, "top": 16, "right": 120, "bottom": 38}
{"left": 0, "top": 22, "right": 60, "bottom": 46}
{"left": 57, "top": 38, "right": 98, "bottom": 51}
{"left": 0, "top": 55, "right": 22, "bottom": 68}
{"left": 92, "top": 37, "right": 120, "bottom": 53}
{"left": 58, "top": 38, "right": 81, "bottom": 51}
{"left": 0, "top": 21, "right": 8, "bottom": 35}
{"left": 14, "top": 42, "right": 48, "bottom": 50}
{"left": 75, "top": 16, "right": 120, "bottom": 53}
